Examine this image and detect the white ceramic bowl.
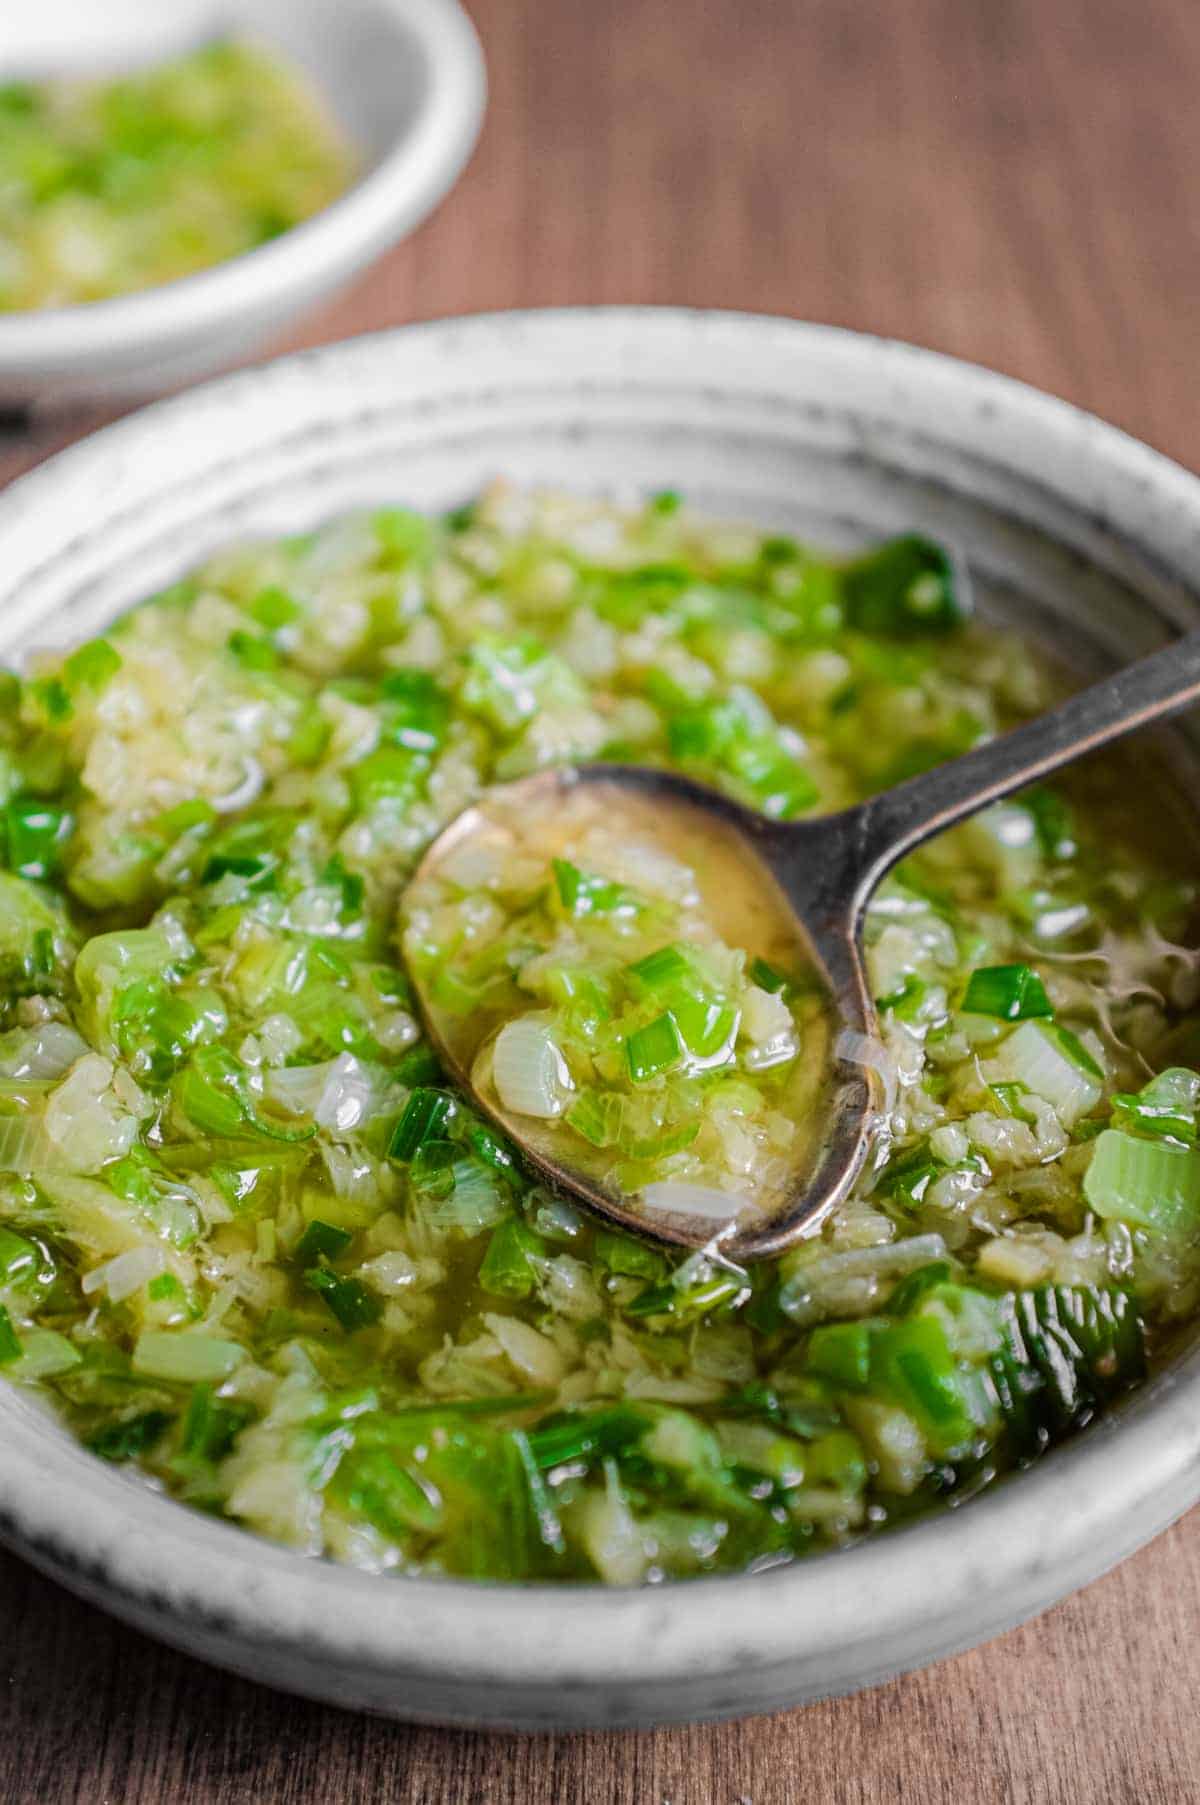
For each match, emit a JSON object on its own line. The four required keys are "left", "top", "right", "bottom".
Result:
{"left": 0, "top": 0, "right": 485, "bottom": 405}
{"left": 1, "top": 310, "right": 1199, "bottom": 1729}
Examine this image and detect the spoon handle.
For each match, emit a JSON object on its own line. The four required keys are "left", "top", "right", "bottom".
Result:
{"left": 844, "top": 627, "right": 1200, "bottom": 902}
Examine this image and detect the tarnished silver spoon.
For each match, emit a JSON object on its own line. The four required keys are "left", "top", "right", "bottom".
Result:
{"left": 406, "top": 629, "right": 1200, "bottom": 1261}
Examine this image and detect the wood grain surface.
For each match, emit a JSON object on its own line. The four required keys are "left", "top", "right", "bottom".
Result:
{"left": 3, "top": 1, "right": 1200, "bottom": 1799}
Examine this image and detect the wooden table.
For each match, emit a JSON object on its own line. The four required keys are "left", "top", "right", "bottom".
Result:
{"left": 3, "top": 1, "right": 1199, "bottom": 1797}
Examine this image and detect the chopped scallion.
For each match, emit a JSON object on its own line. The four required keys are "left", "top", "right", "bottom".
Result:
{"left": 962, "top": 963, "right": 1053, "bottom": 1022}
{"left": 624, "top": 1012, "right": 686, "bottom": 1083}
{"left": 388, "top": 1087, "right": 456, "bottom": 1162}
{"left": 304, "top": 1268, "right": 382, "bottom": 1331}
{"left": 295, "top": 1219, "right": 354, "bottom": 1264}
{"left": 1084, "top": 1128, "right": 1200, "bottom": 1235}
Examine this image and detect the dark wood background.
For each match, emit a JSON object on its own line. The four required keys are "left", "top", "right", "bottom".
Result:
{"left": 3, "top": 1, "right": 1199, "bottom": 1798}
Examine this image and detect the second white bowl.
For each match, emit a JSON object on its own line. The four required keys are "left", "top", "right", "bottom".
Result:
{"left": 0, "top": 0, "right": 486, "bottom": 405}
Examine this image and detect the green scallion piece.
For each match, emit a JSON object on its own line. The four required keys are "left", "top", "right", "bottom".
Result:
{"left": 625, "top": 943, "right": 695, "bottom": 995}
{"left": 593, "top": 1228, "right": 669, "bottom": 1280}
{"left": 876, "top": 974, "right": 927, "bottom": 1019}
{"left": 1024, "top": 787, "right": 1076, "bottom": 861}
{"left": 176, "top": 1046, "right": 316, "bottom": 1146}
{"left": 133, "top": 1331, "right": 246, "bottom": 1384}
{"left": 288, "top": 711, "right": 332, "bottom": 766}
{"left": 871, "top": 1314, "right": 975, "bottom": 1455}
{"left": 666, "top": 699, "right": 743, "bottom": 760}
{"left": 0, "top": 1302, "right": 21, "bottom": 1364}
{"left": 11, "top": 1329, "right": 81, "bottom": 1378}
{"left": 1084, "top": 1127, "right": 1200, "bottom": 1235}
{"left": 373, "top": 507, "right": 434, "bottom": 565}
{"left": 389, "top": 1087, "right": 457, "bottom": 1161}
{"left": 295, "top": 1219, "right": 354, "bottom": 1265}
{"left": 181, "top": 1384, "right": 252, "bottom": 1462}
{"left": 460, "top": 635, "right": 547, "bottom": 731}
{"left": 395, "top": 1042, "right": 443, "bottom": 1087}
{"left": 565, "top": 1089, "right": 623, "bottom": 1148}
{"left": 227, "top": 630, "right": 279, "bottom": 671}
{"left": 201, "top": 850, "right": 279, "bottom": 889}
{"left": 248, "top": 585, "right": 301, "bottom": 628}
{"left": 806, "top": 1320, "right": 874, "bottom": 1389}
{"left": 743, "top": 1276, "right": 785, "bottom": 1336}
{"left": 625, "top": 1268, "right": 748, "bottom": 1322}
{"left": 335, "top": 1446, "right": 443, "bottom": 1537}
{"left": 29, "top": 675, "right": 72, "bottom": 722}
{"left": 625, "top": 1120, "right": 701, "bottom": 1160}
{"left": 467, "top": 1122, "right": 518, "bottom": 1174}
{"left": 672, "top": 995, "right": 739, "bottom": 1061}
{"left": 1111, "top": 1067, "right": 1200, "bottom": 1147}
{"left": 542, "top": 965, "right": 612, "bottom": 1020}
{"left": 962, "top": 963, "right": 1053, "bottom": 1021}
{"left": 155, "top": 798, "right": 216, "bottom": 839}
{"left": 304, "top": 1268, "right": 382, "bottom": 1331}
{"left": 885, "top": 1261, "right": 955, "bottom": 1315}
{"left": 513, "top": 1427, "right": 566, "bottom": 1555}
{"left": 3, "top": 795, "right": 73, "bottom": 881}
{"left": 174, "top": 1060, "right": 246, "bottom": 1138}
{"left": 147, "top": 1273, "right": 187, "bottom": 1307}
{"left": 0, "top": 1225, "right": 45, "bottom": 1288}
{"left": 726, "top": 737, "right": 818, "bottom": 818}
{"left": 624, "top": 1012, "right": 686, "bottom": 1083}
{"left": 992, "top": 1285, "right": 1145, "bottom": 1451}
{"left": 478, "top": 1218, "right": 545, "bottom": 1298}
{"left": 64, "top": 637, "right": 122, "bottom": 690}
{"left": 553, "top": 859, "right": 633, "bottom": 919}
{"left": 749, "top": 957, "right": 789, "bottom": 994}
{"left": 879, "top": 1144, "right": 942, "bottom": 1207}
{"left": 87, "top": 1410, "right": 173, "bottom": 1462}
{"left": 380, "top": 669, "right": 450, "bottom": 752}
{"left": 524, "top": 1404, "right": 650, "bottom": 1472}
{"left": 842, "top": 534, "right": 965, "bottom": 636}
{"left": 351, "top": 746, "right": 427, "bottom": 810}
{"left": 990, "top": 1081, "right": 1038, "bottom": 1125}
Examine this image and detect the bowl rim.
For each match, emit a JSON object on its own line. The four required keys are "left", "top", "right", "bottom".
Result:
{"left": 2, "top": 305, "right": 1200, "bottom": 1708}
{"left": 0, "top": 0, "right": 486, "bottom": 360}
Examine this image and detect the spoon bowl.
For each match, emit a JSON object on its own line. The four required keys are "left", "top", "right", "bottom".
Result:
{"left": 406, "top": 764, "right": 873, "bottom": 1259}
{"left": 407, "top": 629, "right": 1200, "bottom": 1259}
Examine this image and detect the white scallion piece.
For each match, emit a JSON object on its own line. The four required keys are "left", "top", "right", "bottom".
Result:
{"left": 641, "top": 1181, "right": 749, "bottom": 1222}
{"left": 491, "top": 1017, "right": 574, "bottom": 1119}
{"left": 436, "top": 824, "right": 516, "bottom": 890}
{"left": 797, "top": 1232, "right": 949, "bottom": 1283}
{"left": 266, "top": 1054, "right": 377, "bottom": 1133}
{"left": 81, "top": 1244, "right": 166, "bottom": 1303}
{"left": 314, "top": 1053, "right": 375, "bottom": 1133}
{"left": 0, "top": 1118, "right": 54, "bottom": 1174}
{"left": 132, "top": 1331, "right": 245, "bottom": 1384}
{"left": 0, "top": 1022, "right": 88, "bottom": 1081}
{"left": 211, "top": 756, "right": 264, "bottom": 814}
{"left": 320, "top": 1141, "right": 378, "bottom": 1202}
{"left": 986, "top": 1019, "right": 1103, "bottom": 1126}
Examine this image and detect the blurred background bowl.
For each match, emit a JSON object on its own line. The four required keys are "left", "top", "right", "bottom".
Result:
{"left": 0, "top": 0, "right": 485, "bottom": 406}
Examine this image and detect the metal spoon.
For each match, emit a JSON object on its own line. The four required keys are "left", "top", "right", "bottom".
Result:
{"left": 406, "top": 629, "right": 1200, "bottom": 1261}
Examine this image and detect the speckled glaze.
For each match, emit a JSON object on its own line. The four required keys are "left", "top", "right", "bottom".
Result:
{"left": 1, "top": 310, "right": 1199, "bottom": 1728}
{"left": 0, "top": 0, "right": 486, "bottom": 404}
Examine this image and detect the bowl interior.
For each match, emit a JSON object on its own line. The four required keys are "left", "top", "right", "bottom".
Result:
{"left": 2, "top": 340, "right": 1193, "bottom": 679}
{"left": 1, "top": 0, "right": 428, "bottom": 169}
